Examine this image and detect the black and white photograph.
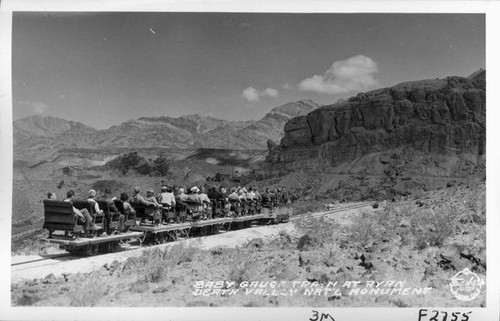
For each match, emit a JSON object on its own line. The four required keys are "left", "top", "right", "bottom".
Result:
{"left": 1, "top": 1, "right": 498, "bottom": 320}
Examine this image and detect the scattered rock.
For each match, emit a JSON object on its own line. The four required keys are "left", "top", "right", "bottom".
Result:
{"left": 245, "top": 238, "right": 264, "bottom": 249}
{"left": 298, "top": 255, "right": 310, "bottom": 268}
{"left": 372, "top": 202, "right": 379, "bottom": 209}
{"left": 297, "top": 235, "right": 310, "bottom": 251}
{"left": 43, "top": 273, "right": 57, "bottom": 284}
{"left": 109, "top": 260, "right": 120, "bottom": 271}
{"left": 16, "top": 294, "right": 40, "bottom": 306}
{"left": 379, "top": 156, "right": 391, "bottom": 164}
{"left": 399, "top": 219, "right": 410, "bottom": 227}
{"left": 325, "top": 203, "right": 336, "bottom": 210}
{"left": 57, "top": 180, "right": 66, "bottom": 189}
{"left": 153, "top": 286, "right": 170, "bottom": 294}
{"left": 307, "top": 272, "right": 330, "bottom": 284}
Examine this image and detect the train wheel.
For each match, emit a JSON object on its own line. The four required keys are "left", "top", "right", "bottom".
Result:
{"left": 85, "top": 243, "right": 99, "bottom": 256}
{"left": 168, "top": 231, "right": 177, "bottom": 241}
{"left": 199, "top": 225, "right": 210, "bottom": 236}
{"left": 154, "top": 233, "right": 166, "bottom": 245}
{"left": 67, "top": 249, "right": 80, "bottom": 255}
{"left": 106, "top": 241, "right": 120, "bottom": 253}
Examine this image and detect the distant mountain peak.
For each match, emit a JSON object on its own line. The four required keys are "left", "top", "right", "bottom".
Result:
{"left": 267, "top": 99, "right": 319, "bottom": 119}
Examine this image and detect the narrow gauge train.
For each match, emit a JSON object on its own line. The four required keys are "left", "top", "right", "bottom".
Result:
{"left": 43, "top": 193, "right": 292, "bottom": 256}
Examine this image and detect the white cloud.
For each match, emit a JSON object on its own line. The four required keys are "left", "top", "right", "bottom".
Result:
{"left": 242, "top": 87, "right": 260, "bottom": 102}
{"left": 283, "top": 83, "right": 294, "bottom": 90}
{"left": 261, "top": 88, "right": 278, "bottom": 97}
{"left": 17, "top": 100, "right": 49, "bottom": 115}
{"left": 242, "top": 87, "right": 279, "bottom": 102}
{"left": 298, "top": 55, "right": 379, "bottom": 94}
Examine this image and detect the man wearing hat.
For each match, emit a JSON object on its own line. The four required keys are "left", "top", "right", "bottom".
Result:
{"left": 131, "top": 187, "right": 159, "bottom": 225}
{"left": 158, "top": 185, "right": 176, "bottom": 223}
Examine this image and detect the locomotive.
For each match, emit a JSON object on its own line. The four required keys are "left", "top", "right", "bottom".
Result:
{"left": 42, "top": 188, "right": 292, "bottom": 256}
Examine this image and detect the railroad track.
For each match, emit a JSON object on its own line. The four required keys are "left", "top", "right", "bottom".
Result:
{"left": 11, "top": 202, "right": 372, "bottom": 268}
{"left": 289, "top": 202, "right": 372, "bottom": 221}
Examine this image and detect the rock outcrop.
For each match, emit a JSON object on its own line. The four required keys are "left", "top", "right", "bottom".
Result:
{"left": 267, "top": 71, "right": 486, "bottom": 171}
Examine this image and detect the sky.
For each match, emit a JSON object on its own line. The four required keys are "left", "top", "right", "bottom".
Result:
{"left": 12, "top": 12, "right": 485, "bottom": 129}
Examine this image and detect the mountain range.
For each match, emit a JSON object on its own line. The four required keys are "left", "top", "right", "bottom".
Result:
{"left": 13, "top": 99, "right": 319, "bottom": 161}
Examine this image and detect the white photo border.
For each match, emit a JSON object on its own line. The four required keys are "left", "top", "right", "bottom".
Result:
{"left": 1, "top": 1, "right": 498, "bottom": 320}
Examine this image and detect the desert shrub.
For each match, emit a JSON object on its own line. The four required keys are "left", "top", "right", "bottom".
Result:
{"left": 293, "top": 213, "right": 341, "bottom": 246}
{"left": 347, "top": 188, "right": 480, "bottom": 250}
{"left": 227, "top": 250, "right": 261, "bottom": 285}
{"left": 290, "top": 199, "right": 323, "bottom": 216}
{"left": 348, "top": 209, "right": 386, "bottom": 246}
{"left": 68, "top": 278, "right": 107, "bottom": 306}
{"left": 11, "top": 230, "right": 48, "bottom": 255}
{"left": 124, "top": 243, "right": 200, "bottom": 283}
{"left": 409, "top": 205, "right": 459, "bottom": 250}
{"left": 153, "top": 156, "right": 170, "bottom": 176}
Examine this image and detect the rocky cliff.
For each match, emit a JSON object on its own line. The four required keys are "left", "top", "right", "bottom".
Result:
{"left": 267, "top": 71, "right": 486, "bottom": 171}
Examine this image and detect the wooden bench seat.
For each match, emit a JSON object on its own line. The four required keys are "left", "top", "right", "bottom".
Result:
{"left": 43, "top": 200, "right": 82, "bottom": 236}
{"left": 113, "top": 200, "right": 136, "bottom": 229}
{"left": 129, "top": 201, "right": 158, "bottom": 225}
{"left": 96, "top": 200, "right": 121, "bottom": 232}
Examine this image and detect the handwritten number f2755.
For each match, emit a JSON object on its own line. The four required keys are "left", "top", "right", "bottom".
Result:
{"left": 310, "top": 310, "right": 335, "bottom": 321}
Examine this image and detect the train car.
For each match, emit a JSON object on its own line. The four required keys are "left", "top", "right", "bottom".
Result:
{"left": 42, "top": 200, "right": 143, "bottom": 256}
{"left": 259, "top": 203, "right": 292, "bottom": 224}
{"left": 42, "top": 192, "right": 294, "bottom": 256}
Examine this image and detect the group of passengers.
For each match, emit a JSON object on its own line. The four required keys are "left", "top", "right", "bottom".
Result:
{"left": 46, "top": 184, "right": 298, "bottom": 231}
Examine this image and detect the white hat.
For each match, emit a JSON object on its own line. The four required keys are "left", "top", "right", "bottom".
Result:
{"left": 191, "top": 186, "right": 199, "bottom": 193}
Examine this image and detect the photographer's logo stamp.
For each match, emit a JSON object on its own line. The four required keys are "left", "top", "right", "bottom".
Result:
{"left": 449, "top": 268, "right": 485, "bottom": 301}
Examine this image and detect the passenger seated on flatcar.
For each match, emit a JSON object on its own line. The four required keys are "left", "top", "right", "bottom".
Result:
{"left": 207, "top": 186, "right": 224, "bottom": 217}
{"left": 146, "top": 189, "right": 163, "bottom": 225}
{"left": 158, "top": 185, "right": 176, "bottom": 224}
{"left": 173, "top": 187, "right": 188, "bottom": 223}
{"left": 245, "top": 187, "right": 257, "bottom": 215}
{"left": 228, "top": 187, "right": 242, "bottom": 216}
{"left": 270, "top": 189, "right": 278, "bottom": 207}
{"left": 228, "top": 187, "right": 241, "bottom": 202}
{"left": 261, "top": 188, "right": 273, "bottom": 209}
{"left": 87, "top": 189, "right": 104, "bottom": 215}
{"left": 253, "top": 187, "right": 262, "bottom": 213}
{"left": 131, "top": 187, "right": 160, "bottom": 225}
{"left": 185, "top": 186, "right": 203, "bottom": 220}
{"left": 64, "top": 190, "right": 97, "bottom": 235}
{"left": 281, "top": 187, "right": 292, "bottom": 205}
{"left": 238, "top": 188, "right": 248, "bottom": 215}
{"left": 47, "top": 192, "right": 56, "bottom": 200}
{"left": 198, "top": 186, "right": 212, "bottom": 219}
{"left": 220, "top": 186, "right": 230, "bottom": 213}
{"left": 100, "top": 189, "right": 124, "bottom": 234}
{"left": 254, "top": 188, "right": 262, "bottom": 202}
{"left": 158, "top": 185, "right": 176, "bottom": 207}
{"left": 119, "top": 192, "right": 135, "bottom": 231}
